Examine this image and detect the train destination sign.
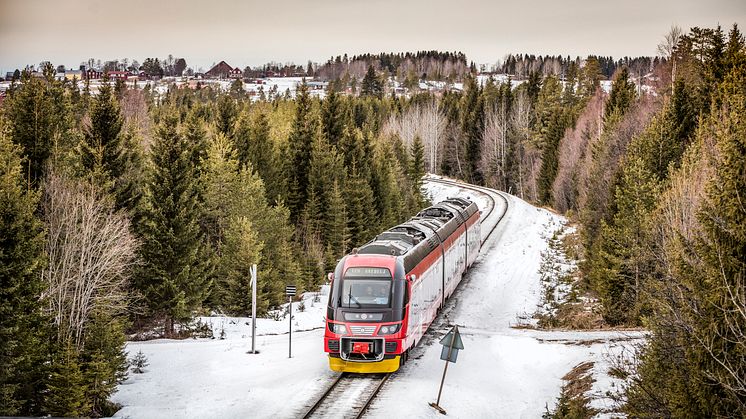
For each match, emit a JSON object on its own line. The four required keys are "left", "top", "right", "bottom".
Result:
{"left": 344, "top": 267, "right": 392, "bottom": 277}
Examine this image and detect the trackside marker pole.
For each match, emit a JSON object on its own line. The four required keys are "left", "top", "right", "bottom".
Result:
{"left": 250, "top": 264, "right": 257, "bottom": 354}
{"left": 285, "top": 284, "right": 296, "bottom": 358}
{"left": 430, "top": 325, "right": 460, "bottom": 415}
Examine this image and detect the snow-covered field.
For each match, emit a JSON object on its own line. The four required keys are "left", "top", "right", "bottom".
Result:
{"left": 112, "top": 180, "right": 642, "bottom": 419}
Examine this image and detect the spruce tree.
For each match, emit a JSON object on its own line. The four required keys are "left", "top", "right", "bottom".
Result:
{"left": 590, "top": 157, "right": 660, "bottom": 325}
{"left": 370, "top": 140, "right": 406, "bottom": 229}
{"left": 80, "top": 312, "right": 128, "bottom": 417}
{"left": 604, "top": 67, "right": 636, "bottom": 122}
{"left": 234, "top": 110, "right": 276, "bottom": 196}
{"left": 409, "top": 136, "right": 426, "bottom": 203}
{"left": 685, "top": 83, "right": 746, "bottom": 414}
{"left": 222, "top": 217, "right": 263, "bottom": 315}
{"left": 322, "top": 87, "right": 348, "bottom": 147}
{"left": 361, "top": 65, "right": 383, "bottom": 99}
{"left": 201, "top": 134, "right": 298, "bottom": 311}
{"left": 216, "top": 94, "right": 238, "bottom": 137}
{"left": 537, "top": 111, "right": 567, "bottom": 204}
{"left": 137, "top": 113, "right": 211, "bottom": 335}
{"left": 80, "top": 76, "right": 125, "bottom": 187}
{"left": 4, "top": 69, "right": 72, "bottom": 187}
{"left": 345, "top": 164, "right": 377, "bottom": 247}
{"left": 323, "top": 180, "right": 349, "bottom": 269}
{"left": 182, "top": 110, "right": 210, "bottom": 177}
{"left": 44, "top": 344, "right": 88, "bottom": 417}
{"left": 0, "top": 120, "right": 49, "bottom": 416}
{"left": 286, "top": 82, "right": 317, "bottom": 220}
{"left": 460, "top": 75, "right": 485, "bottom": 184}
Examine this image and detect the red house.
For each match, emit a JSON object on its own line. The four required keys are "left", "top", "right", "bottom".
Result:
{"left": 107, "top": 71, "right": 129, "bottom": 81}
{"left": 229, "top": 67, "right": 243, "bottom": 79}
{"left": 205, "top": 61, "right": 233, "bottom": 79}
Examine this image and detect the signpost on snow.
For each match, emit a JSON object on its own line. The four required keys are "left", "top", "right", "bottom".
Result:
{"left": 286, "top": 285, "right": 297, "bottom": 358}
{"left": 429, "top": 325, "right": 464, "bottom": 415}
{"left": 248, "top": 264, "right": 258, "bottom": 354}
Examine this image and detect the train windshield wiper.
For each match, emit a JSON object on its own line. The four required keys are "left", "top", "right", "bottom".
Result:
{"left": 348, "top": 289, "right": 361, "bottom": 308}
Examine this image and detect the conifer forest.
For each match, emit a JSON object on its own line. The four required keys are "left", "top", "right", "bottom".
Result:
{"left": 1, "top": 20, "right": 745, "bottom": 418}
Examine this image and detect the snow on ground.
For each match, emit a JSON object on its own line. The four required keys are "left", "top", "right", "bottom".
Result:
{"left": 112, "top": 179, "right": 641, "bottom": 419}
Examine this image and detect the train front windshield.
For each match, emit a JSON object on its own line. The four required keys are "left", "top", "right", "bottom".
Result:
{"left": 341, "top": 267, "right": 392, "bottom": 308}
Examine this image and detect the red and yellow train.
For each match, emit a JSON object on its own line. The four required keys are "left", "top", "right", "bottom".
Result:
{"left": 324, "top": 197, "right": 481, "bottom": 373}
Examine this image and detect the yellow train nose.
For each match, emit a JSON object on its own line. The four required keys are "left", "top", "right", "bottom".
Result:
{"left": 329, "top": 356, "right": 401, "bottom": 373}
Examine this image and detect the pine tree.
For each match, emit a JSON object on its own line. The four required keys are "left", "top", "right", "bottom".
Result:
{"left": 137, "top": 113, "right": 211, "bottom": 336}
{"left": 579, "top": 57, "right": 603, "bottom": 98}
{"left": 0, "top": 120, "right": 49, "bottom": 416}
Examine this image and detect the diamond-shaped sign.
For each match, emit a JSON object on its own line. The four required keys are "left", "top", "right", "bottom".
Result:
{"left": 438, "top": 325, "right": 464, "bottom": 350}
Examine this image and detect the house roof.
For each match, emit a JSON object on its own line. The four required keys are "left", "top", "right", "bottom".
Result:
{"left": 206, "top": 61, "right": 233, "bottom": 76}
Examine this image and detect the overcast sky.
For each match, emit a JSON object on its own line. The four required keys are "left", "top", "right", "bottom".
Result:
{"left": 1, "top": 0, "right": 744, "bottom": 73}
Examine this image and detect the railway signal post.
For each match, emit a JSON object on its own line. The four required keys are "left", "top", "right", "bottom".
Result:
{"left": 430, "top": 325, "right": 464, "bottom": 415}
{"left": 286, "top": 285, "right": 296, "bottom": 358}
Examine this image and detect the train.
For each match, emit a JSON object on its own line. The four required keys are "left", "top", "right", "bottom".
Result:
{"left": 323, "top": 197, "right": 481, "bottom": 373}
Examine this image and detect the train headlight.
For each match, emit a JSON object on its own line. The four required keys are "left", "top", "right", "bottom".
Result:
{"left": 378, "top": 324, "right": 401, "bottom": 335}
{"left": 329, "top": 323, "right": 347, "bottom": 335}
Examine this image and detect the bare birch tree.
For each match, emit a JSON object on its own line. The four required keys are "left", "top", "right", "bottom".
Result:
{"left": 480, "top": 98, "right": 510, "bottom": 190}
{"left": 510, "top": 91, "right": 533, "bottom": 200}
{"left": 657, "top": 25, "right": 683, "bottom": 86}
{"left": 382, "top": 99, "right": 446, "bottom": 174}
{"left": 41, "top": 172, "right": 137, "bottom": 349}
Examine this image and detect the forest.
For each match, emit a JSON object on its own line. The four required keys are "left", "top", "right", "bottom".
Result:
{"left": 1, "top": 23, "right": 745, "bottom": 417}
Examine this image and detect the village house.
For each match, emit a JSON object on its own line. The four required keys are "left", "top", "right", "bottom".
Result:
{"left": 229, "top": 67, "right": 242, "bottom": 79}
{"left": 106, "top": 71, "right": 130, "bottom": 81}
{"left": 205, "top": 61, "right": 233, "bottom": 79}
{"left": 64, "top": 70, "right": 84, "bottom": 81}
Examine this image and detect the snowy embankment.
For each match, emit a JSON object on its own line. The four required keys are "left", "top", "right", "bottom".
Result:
{"left": 112, "top": 180, "right": 642, "bottom": 419}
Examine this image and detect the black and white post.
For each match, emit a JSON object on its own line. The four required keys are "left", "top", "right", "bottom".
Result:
{"left": 249, "top": 264, "right": 257, "bottom": 354}
{"left": 285, "top": 284, "right": 296, "bottom": 358}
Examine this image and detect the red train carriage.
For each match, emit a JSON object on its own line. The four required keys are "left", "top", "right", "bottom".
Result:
{"left": 324, "top": 197, "right": 481, "bottom": 373}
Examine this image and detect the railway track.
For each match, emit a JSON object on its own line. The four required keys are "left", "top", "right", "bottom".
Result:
{"left": 302, "top": 372, "right": 390, "bottom": 419}
{"left": 302, "top": 178, "right": 509, "bottom": 419}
